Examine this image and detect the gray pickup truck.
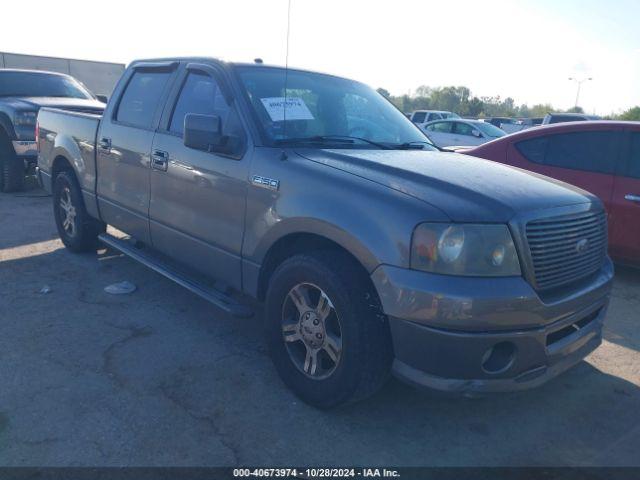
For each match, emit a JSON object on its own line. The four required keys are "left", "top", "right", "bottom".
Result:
{"left": 0, "top": 69, "right": 105, "bottom": 192}
{"left": 37, "top": 57, "right": 613, "bottom": 408}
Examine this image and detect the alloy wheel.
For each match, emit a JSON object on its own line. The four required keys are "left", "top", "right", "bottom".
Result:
{"left": 281, "top": 282, "right": 343, "bottom": 379}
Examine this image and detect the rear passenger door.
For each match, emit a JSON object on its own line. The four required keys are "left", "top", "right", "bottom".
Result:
{"left": 148, "top": 63, "right": 250, "bottom": 290}
{"left": 96, "top": 63, "right": 177, "bottom": 243}
{"left": 609, "top": 130, "right": 640, "bottom": 262}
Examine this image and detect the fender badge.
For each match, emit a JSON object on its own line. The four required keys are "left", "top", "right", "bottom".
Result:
{"left": 252, "top": 175, "right": 280, "bottom": 191}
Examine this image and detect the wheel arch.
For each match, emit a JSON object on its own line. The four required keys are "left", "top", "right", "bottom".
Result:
{"left": 253, "top": 226, "right": 380, "bottom": 303}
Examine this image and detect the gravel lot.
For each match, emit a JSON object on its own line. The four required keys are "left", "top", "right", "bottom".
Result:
{"left": 1, "top": 186, "right": 639, "bottom": 467}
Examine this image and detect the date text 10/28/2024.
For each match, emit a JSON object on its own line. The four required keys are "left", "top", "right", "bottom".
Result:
{"left": 233, "top": 468, "right": 401, "bottom": 478}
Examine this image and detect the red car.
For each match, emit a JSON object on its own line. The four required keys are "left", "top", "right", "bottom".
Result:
{"left": 464, "top": 121, "right": 640, "bottom": 266}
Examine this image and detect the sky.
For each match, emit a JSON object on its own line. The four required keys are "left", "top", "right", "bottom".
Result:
{"left": 1, "top": 0, "right": 639, "bottom": 115}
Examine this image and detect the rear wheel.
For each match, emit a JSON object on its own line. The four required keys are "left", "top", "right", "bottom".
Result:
{"left": 53, "top": 170, "right": 106, "bottom": 252}
{"left": 0, "top": 135, "right": 25, "bottom": 193}
{"left": 265, "top": 251, "right": 393, "bottom": 408}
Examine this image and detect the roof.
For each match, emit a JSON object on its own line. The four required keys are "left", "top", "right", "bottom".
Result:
{"left": 0, "top": 68, "right": 70, "bottom": 76}
{"left": 477, "top": 120, "right": 640, "bottom": 143}
{"left": 129, "top": 57, "right": 354, "bottom": 82}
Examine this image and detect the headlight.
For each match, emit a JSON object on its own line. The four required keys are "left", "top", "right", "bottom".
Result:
{"left": 411, "top": 223, "right": 521, "bottom": 276}
{"left": 14, "top": 111, "right": 37, "bottom": 126}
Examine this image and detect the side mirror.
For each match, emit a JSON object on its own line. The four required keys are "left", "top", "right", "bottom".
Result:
{"left": 472, "top": 129, "right": 482, "bottom": 138}
{"left": 96, "top": 94, "right": 108, "bottom": 104}
{"left": 184, "top": 113, "right": 226, "bottom": 152}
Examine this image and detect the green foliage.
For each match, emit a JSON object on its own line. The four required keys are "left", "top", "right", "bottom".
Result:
{"left": 566, "top": 106, "right": 585, "bottom": 114}
{"left": 618, "top": 106, "right": 640, "bottom": 121}
{"left": 381, "top": 85, "right": 567, "bottom": 118}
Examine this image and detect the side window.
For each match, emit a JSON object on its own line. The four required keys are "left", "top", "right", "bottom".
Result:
{"left": 546, "top": 131, "right": 617, "bottom": 174}
{"left": 430, "top": 121, "right": 452, "bottom": 133}
{"left": 412, "top": 112, "right": 426, "bottom": 123}
{"left": 116, "top": 70, "right": 172, "bottom": 128}
{"left": 627, "top": 132, "right": 640, "bottom": 179}
{"left": 169, "top": 71, "right": 245, "bottom": 141}
{"left": 516, "top": 137, "right": 548, "bottom": 164}
{"left": 454, "top": 122, "right": 474, "bottom": 136}
{"left": 517, "top": 132, "right": 617, "bottom": 174}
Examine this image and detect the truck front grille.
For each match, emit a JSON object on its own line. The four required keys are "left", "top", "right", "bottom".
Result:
{"left": 526, "top": 211, "right": 607, "bottom": 291}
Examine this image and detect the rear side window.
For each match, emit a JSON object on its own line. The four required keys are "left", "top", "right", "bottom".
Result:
{"left": 428, "top": 121, "right": 452, "bottom": 133}
{"left": 627, "top": 132, "right": 640, "bottom": 179}
{"left": 412, "top": 112, "right": 426, "bottom": 123}
{"left": 116, "top": 70, "right": 172, "bottom": 128}
{"left": 516, "top": 131, "right": 618, "bottom": 174}
{"left": 516, "top": 137, "right": 547, "bottom": 164}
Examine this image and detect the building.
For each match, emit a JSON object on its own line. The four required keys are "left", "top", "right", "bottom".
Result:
{"left": 0, "top": 52, "right": 125, "bottom": 96}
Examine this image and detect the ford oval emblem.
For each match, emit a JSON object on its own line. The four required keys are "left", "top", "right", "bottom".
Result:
{"left": 576, "top": 238, "right": 590, "bottom": 253}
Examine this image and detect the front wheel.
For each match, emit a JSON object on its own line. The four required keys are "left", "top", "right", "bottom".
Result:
{"left": 53, "top": 171, "right": 106, "bottom": 252}
{"left": 265, "top": 252, "right": 392, "bottom": 408}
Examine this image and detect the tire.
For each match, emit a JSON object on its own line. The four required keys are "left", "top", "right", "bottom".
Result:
{"left": 53, "top": 170, "right": 106, "bottom": 252}
{"left": 265, "top": 251, "right": 393, "bottom": 408}
{"left": 0, "top": 135, "right": 25, "bottom": 193}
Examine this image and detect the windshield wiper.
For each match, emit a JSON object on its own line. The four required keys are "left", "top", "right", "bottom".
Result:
{"left": 386, "top": 141, "right": 439, "bottom": 150}
{"left": 275, "top": 135, "right": 390, "bottom": 150}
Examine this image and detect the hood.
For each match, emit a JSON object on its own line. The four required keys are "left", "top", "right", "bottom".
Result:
{"left": 3, "top": 96, "right": 105, "bottom": 113}
{"left": 296, "top": 149, "right": 596, "bottom": 222}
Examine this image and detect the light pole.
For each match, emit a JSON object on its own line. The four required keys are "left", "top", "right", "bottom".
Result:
{"left": 568, "top": 77, "right": 592, "bottom": 108}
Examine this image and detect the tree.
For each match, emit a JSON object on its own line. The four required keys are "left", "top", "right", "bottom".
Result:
{"left": 566, "top": 106, "right": 585, "bottom": 114}
{"left": 619, "top": 106, "right": 640, "bottom": 121}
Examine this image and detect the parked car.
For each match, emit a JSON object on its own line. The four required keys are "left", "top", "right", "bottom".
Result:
{"left": 0, "top": 69, "right": 105, "bottom": 192}
{"left": 464, "top": 121, "right": 640, "bottom": 266}
{"left": 38, "top": 57, "right": 612, "bottom": 407}
{"left": 484, "top": 117, "right": 517, "bottom": 128}
{"left": 410, "top": 110, "right": 459, "bottom": 130}
{"left": 542, "top": 112, "right": 601, "bottom": 124}
{"left": 422, "top": 118, "right": 507, "bottom": 147}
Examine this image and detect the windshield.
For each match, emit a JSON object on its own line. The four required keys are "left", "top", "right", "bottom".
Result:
{"left": 476, "top": 122, "right": 507, "bottom": 138}
{"left": 0, "top": 72, "right": 93, "bottom": 99}
{"left": 236, "top": 66, "right": 435, "bottom": 150}
{"left": 441, "top": 112, "right": 460, "bottom": 119}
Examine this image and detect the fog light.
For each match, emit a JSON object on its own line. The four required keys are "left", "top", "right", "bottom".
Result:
{"left": 481, "top": 342, "right": 516, "bottom": 374}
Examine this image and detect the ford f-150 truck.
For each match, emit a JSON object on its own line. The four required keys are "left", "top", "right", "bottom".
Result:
{"left": 37, "top": 58, "right": 614, "bottom": 408}
{"left": 0, "top": 69, "right": 105, "bottom": 192}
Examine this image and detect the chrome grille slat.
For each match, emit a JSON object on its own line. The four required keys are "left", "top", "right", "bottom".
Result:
{"left": 526, "top": 211, "right": 607, "bottom": 291}
{"left": 529, "top": 240, "right": 607, "bottom": 264}
{"left": 528, "top": 230, "right": 605, "bottom": 250}
{"left": 526, "top": 215, "right": 602, "bottom": 230}
{"left": 527, "top": 223, "right": 604, "bottom": 240}
{"left": 533, "top": 247, "right": 606, "bottom": 274}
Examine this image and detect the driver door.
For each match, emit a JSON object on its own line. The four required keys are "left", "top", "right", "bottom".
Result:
{"left": 148, "top": 63, "right": 250, "bottom": 290}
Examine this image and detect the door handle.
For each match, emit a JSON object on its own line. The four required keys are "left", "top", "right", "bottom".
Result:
{"left": 151, "top": 150, "right": 169, "bottom": 171}
{"left": 98, "top": 137, "right": 111, "bottom": 152}
{"left": 625, "top": 194, "right": 640, "bottom": 203}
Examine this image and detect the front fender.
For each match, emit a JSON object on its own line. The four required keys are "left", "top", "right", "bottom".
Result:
{"left": 243, "top": 149, "right": 449, "bottom": 278}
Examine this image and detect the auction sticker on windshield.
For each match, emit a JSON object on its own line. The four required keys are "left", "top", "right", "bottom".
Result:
{"left": 260, "top": 97, "right": 314, "bottom": 122}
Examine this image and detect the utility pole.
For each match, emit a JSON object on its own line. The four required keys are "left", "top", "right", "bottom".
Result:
{"left": 568, "top": 77, "right": 592, "bottom": 108}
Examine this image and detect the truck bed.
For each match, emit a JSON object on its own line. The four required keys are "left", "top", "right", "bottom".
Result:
{"left": 37, "top": 107, "right": 102, "bottom": 196}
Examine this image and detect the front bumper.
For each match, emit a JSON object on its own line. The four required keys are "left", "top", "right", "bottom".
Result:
{"left": 371, "top": 259, "right": 614, "bottom": 393}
